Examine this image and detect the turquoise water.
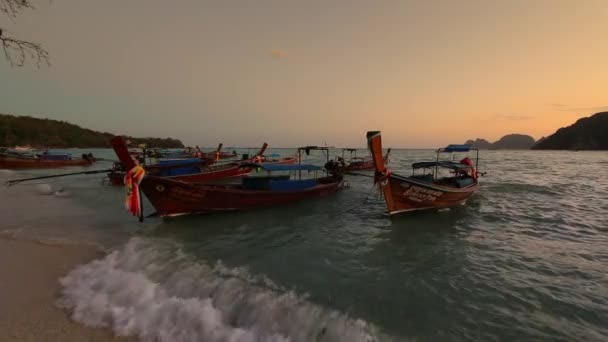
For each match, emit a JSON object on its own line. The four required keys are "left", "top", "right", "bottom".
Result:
{"left": 2, "top": 149, "right": 607, "bottom": 341}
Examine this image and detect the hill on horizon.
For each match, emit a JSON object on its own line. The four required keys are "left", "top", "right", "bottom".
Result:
{"left": 533, "top": 112, "right": 608, "bottom": 150}
{"left": 0, "top": 114, "right": 184, "bottom": 148}
{"left": 465, "top": 134, "right": 536, "bottom": 149}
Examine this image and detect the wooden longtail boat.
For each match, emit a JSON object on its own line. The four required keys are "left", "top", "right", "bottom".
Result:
{"left": 367, "top": 131, "right": 480, "bottom": 215}
{"left": 107, "top": 157, "right": 252, "bottom": 186}
{"left": 106, "top": 142, "right": 289, "bottom": 186}
{"left": 0, "top": 151, "right": 95, "bottom": 169}
{"left": 260, "top": 154, "right": 298, "bottom": 165}
{"left": 111, "top": 137, "right": 345, "bottom": 217}
{"left": 341, "top": 148, "right": 390, "bottom": 171}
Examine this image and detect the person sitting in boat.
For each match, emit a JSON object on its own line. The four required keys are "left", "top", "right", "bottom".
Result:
{"left": 459, "top": 157, "right": 477, "bottom": 180}
{"left": 252, "top": 155, "right": 263, "bottom": 164}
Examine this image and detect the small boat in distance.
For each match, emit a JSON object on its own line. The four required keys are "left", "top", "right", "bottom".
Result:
{"left": 367, "top": 131, "right": 480, "bottom": 215}
{"left": 340, "top": 148, "right": 390, "bottom": 171}
{"left": 111, "top": 137, "right": 345, "bottom": 217}
{"left": 0, "top": 148, "right": 95, "bottom": 169}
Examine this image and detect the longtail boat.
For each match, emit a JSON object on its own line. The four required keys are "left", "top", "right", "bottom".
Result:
{"left": 112, "top": 137, "right": 345, "bottom": 217}
{"left": 107, "top": 157, "right": 251, "bottom": 186}
{"left": 106, "top": 143, "right": 271, "bottom": 185}
{"left": 367, "top": 131, "right": 480, "bottom": 215}
{"left": 340, "top": 148, "right": 390, "bottom": 171}
{"left": 0, "top": 149, "right": 95, "bottom": 169}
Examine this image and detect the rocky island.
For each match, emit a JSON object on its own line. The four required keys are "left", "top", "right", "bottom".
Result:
{"left": 533, "top": 112, "right": 608, "bottom": 150}
{"left": 465, "top": 134, "right": 536, "bottom": 149}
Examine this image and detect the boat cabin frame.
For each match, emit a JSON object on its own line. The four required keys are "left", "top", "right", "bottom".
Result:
{"left": 411, "top": 144, "right": 480, "bottom": 181}
{"left": 341, "top": 148, "right": 363, "bottom": 160}
{"left": 297, "top": 146, "right": 331, "bottom": 179}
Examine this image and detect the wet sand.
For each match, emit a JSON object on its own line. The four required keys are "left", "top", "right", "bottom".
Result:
{"left": 0, "top": 238, "right": 133, "bottom": 341}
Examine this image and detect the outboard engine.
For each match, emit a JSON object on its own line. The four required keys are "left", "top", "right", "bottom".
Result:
{"left": 324, "top": 159, "right": 345, "bottom": 176}
{"left": 82, "top": 153, "right": 95, "bottom": 161}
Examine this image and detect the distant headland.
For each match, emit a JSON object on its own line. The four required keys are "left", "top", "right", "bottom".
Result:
{"left": 465, "top": 134, "right": 536, "bottom": 150}
{"left": 533, "top": 112, "right": 608, "bottom": 150}
{"left": 465, "top": 112, "right": 608, "bottom": 150}
{"left": 0, "top": 114, "right": 184, "bottom": 148}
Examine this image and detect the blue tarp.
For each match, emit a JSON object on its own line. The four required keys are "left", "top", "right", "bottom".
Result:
{"left": 442, "top": 144, "right": 472, "bottom": 152}
{"left": 158, "top": 158, "right": 201, "bottom": 166}
{"left": 258, "top": 164, "right": 321, "bottom": 172}
{"left": 269, "top": 179, "right": 318, "bottom": 191}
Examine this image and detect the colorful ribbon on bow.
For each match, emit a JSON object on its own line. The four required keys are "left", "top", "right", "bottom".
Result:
{"left": 124, "top": 165, "right": 145, "bottom": 221}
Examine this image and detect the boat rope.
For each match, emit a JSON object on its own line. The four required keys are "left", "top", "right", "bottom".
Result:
{"left": 5, "top": 169, "right": 113, "bottom": 186}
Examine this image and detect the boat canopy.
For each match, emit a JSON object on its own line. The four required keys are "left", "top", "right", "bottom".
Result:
{"left": 412, "top": 161, "right": 473, "bottom": 170}
{"left": 440, "top": 144, "right": 472, "bottom": 152}
{"left": 258, "top": 163, "right": 321, "bottom": 172}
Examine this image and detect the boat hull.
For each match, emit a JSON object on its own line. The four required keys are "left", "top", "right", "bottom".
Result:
{"left": 0, "top": 158, "right": 94, "bottom": 169}
{"left": 345, "top": 160, "right": 375, "bottom": 171}
{"left": 265, "top": 156, "right": 298, "bottom": 165}
{"left": 140, "top": 175, "right": 344, "bottom": 216}
{"left": 379, "top": 174, "right": 479, "bottom": 215}
{"left": 107, "top": 172, "right": 124, "bottom": 186}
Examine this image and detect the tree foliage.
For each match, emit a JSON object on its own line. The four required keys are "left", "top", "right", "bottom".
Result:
{"left": 0, "top": 113, "right": 184, "bottom": 148}
{"left": 0, "top": 0, "right": 49, "bottom": 67}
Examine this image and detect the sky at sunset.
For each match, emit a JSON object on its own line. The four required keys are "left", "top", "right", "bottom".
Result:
{"left": 1, "top": 0, "right": 607, "bottom": 148}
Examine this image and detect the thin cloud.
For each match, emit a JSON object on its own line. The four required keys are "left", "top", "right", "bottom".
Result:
{"left": 546, "top": 103, "right": 608, "bottom": 113}
{"left": 499, "top": 115, "right": 534, "bottom": 121}
{"left": 270, "top": 49, "right": 289, "bottom": 59}
{"left": 556, "top": 106, "right": 608, "bottom": 113}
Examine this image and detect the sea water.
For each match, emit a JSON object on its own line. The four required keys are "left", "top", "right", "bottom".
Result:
{"left": 1, "top": 148, "right": 607, "bottom": 341}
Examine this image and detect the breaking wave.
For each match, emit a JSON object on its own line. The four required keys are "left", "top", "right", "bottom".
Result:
{"left": 59, "top": 237, "right": 390, "bottom": 342}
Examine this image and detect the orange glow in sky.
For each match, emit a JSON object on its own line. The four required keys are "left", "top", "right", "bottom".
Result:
{"left": 1, "top": 0, "right": 607, "bottom": 147}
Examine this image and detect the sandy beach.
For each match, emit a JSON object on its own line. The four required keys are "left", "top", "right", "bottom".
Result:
{"left": 0, "top": 237, "right": 132, "bottom": 342}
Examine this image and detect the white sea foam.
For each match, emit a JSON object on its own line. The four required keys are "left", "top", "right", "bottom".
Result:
{"left": 59, "top": 237, "right": 387, "bottom": 342}
{"left": 36, "top": 183, "right": 54, "bottom": 195}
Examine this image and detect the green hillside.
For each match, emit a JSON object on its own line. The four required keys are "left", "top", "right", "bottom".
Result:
{"left": 0, "top": 114, "right": 184, "bottom": 148}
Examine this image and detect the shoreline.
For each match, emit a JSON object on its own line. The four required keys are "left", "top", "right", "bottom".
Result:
{"left": 0, "top": 237, "right": 133, "bottom": 341}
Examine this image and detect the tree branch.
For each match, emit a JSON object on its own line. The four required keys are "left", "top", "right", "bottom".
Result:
{"left": 1, "top": 29, "right": 49, "bottom": 67}
{"left": 1, "top": 1, "right": 50, "bottom": 67}
{"left": 0, "top": 0, "right": 35, "bottom": 20}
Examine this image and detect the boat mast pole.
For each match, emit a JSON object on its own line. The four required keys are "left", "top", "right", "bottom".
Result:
{"left": 298, "top": 148, "right": 302, "bottom": 180}
{"left": 435, "top": 149, "right": 440, "bottom": 180}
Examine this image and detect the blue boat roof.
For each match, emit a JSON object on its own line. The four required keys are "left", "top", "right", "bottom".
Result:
{"left": 258, "top": 163, "right": 321, "bottom": 172}
{"left": 158, "top": 158, "right": 201, "bottom": 165}
{"left": 442, "top": 144, "right": 472, "bottom": 152}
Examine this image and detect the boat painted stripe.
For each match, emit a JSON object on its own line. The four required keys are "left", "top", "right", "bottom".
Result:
{"left": 388, "top": 207, "right": 437, "bottom": 215}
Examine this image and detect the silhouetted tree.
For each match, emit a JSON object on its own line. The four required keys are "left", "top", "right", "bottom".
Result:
{"left": 0, "top": 0, "right": 49, "bottom": 67}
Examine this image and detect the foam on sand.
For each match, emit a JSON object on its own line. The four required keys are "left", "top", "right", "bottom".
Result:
{"left": 59, "top": 237, "right": 390, "bottom": 342}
